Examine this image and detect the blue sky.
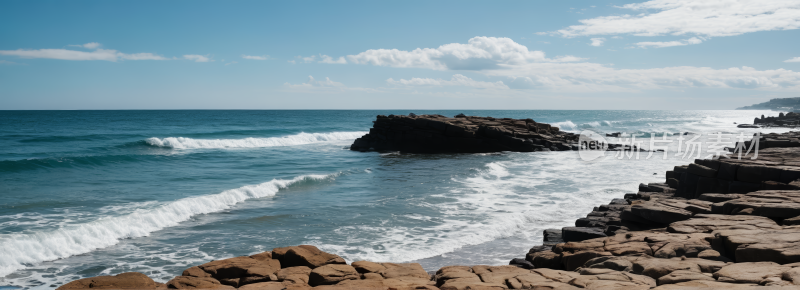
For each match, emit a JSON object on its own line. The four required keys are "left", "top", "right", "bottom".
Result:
{"left": 1, "top": 0, "right": 799, "bottom": 109}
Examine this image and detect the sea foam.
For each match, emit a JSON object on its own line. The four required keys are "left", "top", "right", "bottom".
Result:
{"left": 0, "top": 173, "right": 338, "bottom": 277}
{"left": 145, "top": 132, "right": 367, "bottom": 149}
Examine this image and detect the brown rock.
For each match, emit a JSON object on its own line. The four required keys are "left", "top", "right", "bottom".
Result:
{"left": 238, "top": 281, "right": 285, "bottom": 290}
{"left": 308, "top": 264, "right": 359, "bottom": 286}
{"left": 629, "top": 199, "right": 695, "bottom": 225}
{"left": 657, "top": 270, "right": 715, "bottom": 285}
{"left": 716, "top": 227, "right": 800, "bottom": 263}
{"left": 723, "top": 190, "right": 800, "bottom": 218}
{"left": 351, "top": 261, "right": 386, "bottom": 274}
{"left": 569, "top": 271, "right": 655, "bottom": 289}
{"left": 434, "top": 266, "right": 479, "bottom": 287}
{"left": 666, "top": 214, "right": 779, "bottom": 233}
{"left": 651, "top": 280, "right": 760, "bottom": 289}
{"left": 277, "top": 266, "right": 312, "bottom": 284}
{"left": 562, "top": 251, "right": 612, "bottom": 271}
{"left": 57, "top": 272, "right": 158, "bottom": 290}
{"left": 713, "top": 262, "right": 791, "bottom": 284}
{"left": 165, "top": 276, "right": 235, "bottom": 289}
{"left": 632, "top": 258, "right": 702, "bottom": 279}
{"left": 181, "top": 266, "right": 211, "bottom": 278}
{"left": 273, "top": 245, "right": 345, "bottom": 269}
{"left": 527, "top": 250, "right": 562, "bottom": 269}
{"left": 378, "top": 263, "right": 429, "bottom": 279}
{"left": 197, "top": 256, "right": 281, "bottom": 281}
{"left": 471, "top": 265, "right": 531, "bottom": 284}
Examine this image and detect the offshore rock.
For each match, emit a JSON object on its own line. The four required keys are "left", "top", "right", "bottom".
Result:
{"left": 350, "top": 114, "right": 580, "bottom": 153}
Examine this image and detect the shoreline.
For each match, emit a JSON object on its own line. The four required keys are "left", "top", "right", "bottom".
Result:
{"left": 49, "top": 116, "right": 800, "bottom": 289}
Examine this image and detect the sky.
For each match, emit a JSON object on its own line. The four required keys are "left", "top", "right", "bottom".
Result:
{"left": 1, "top": 0, "right": 799, "bottom": 110}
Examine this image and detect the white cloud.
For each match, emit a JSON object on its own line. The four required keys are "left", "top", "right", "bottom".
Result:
{"left": 0, "top": 48, "right": 168, "bottom": 61}
{"left": 242, "top": 55, "right": 269, "bottom": 60}
{"left": 319, "top": 54, "right": 347, "bottom": 64}
{"left": 345, "top": 37, "right": 800, "bottom": 92}
{"left": 556, "top": 0, "right": 800, "bottom": 38}
{"left": 68, "top": 42, "right": 101, "bottom": 49}
{"left": 345, "top": 36, "right": 583, "bottom": 70}
{"left": 635, "top": 37, "right": 703, "bottom": 48}
{"left": 287, "top": 60, "right": 296, "bottom": 64}
{"left": 590, "top": 38, "right": 605, "bottom": 46}
{"left": 302, "top": 55, "right": 316, "bottom": 63}
{"left": 284, "top": 76, "right": 345, "bottom": 88}
{"left": 786, "top": 57, "right": 800, "bottom": 63}
{"left": 386, "top": 74, "right": 509, "bottom": 90}
{"left": 486, "top": 63, "right": 800, "bottom": 92}
{"left": 225, "top": 61, "right": 238, "bottom": 66}
{"left": 183, "top": 54, "right": 212, "bottom": 62}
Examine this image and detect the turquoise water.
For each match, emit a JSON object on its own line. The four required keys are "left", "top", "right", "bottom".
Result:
{"left": 0, "top": 110, "right": 786, "bottom": 289}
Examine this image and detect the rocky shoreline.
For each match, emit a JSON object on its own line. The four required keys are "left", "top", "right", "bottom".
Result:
{"left": 55, "top": 117, "right": 800, "bottom": 289}
{"left": 739, "top": 112, "right": 800, "bottom": 129}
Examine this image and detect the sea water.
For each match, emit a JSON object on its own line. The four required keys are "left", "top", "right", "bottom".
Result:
{"left": 0, "top": 110, "right": 789, "bottom": 289}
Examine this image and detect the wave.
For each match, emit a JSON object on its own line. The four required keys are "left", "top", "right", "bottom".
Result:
{"left": 0, "top": 173, "right": 339, "bottom": 278}
{"left": 145, "top": 132, "right": 367, "bottom": 149}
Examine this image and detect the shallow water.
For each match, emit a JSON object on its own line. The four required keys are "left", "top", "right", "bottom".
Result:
{"left": 0, "top": 110, "right": 788, "bottom": 289}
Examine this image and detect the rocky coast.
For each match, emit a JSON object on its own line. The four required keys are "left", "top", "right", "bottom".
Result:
{"left": 56, "top": 116, "right": 800, "bottom": 289}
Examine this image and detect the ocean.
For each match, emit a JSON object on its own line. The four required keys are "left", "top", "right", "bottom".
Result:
{"left": 0, "top": 110, "right": 789, "bottom": 289}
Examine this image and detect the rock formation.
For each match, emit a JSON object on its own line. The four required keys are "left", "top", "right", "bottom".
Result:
{"left": 742, "top": 112, "right": 800, "bottom": 128}
{"left": 350, "top": 114, "right": 581, "bottom": 153}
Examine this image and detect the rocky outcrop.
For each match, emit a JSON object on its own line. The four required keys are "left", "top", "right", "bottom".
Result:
{"left": 350, "top": 114, "right": 581, "bottom": 153}
{"left": 746, "top": 112, "right": 800, "bottom": 128}
{"left": 58, "top": 272, "right": 162, "bottom": 289}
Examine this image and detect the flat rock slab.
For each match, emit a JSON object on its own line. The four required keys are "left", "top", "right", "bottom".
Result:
{"left": 723, "top": 190, "right": 800, "bottom": 218}
{"left": 667, "top": 214, "right": 779, "bottom": 233}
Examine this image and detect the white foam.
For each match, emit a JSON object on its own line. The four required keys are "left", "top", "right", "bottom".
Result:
{"left": 0, "top": 173, "right": 338, "bottom": 277}
{"left": 315, "top": 153, "right": 686, "bottom": 265}
{"left": 145, "top": 132, "right": 367, "bottom": 149}
{"left": 551, "top": 121, "right": 577, "bottom": 129}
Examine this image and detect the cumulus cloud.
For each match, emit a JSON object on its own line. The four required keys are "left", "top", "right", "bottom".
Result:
{"left": 319, "top": 54, "right": 347, "bottom": 64}
{"left": 284, "top": 76, "right": 345, "bottom": 88}
{"left": 786, "top": 57, "right": 800, "bottom": 63}
{"left": 183, "top": 54, "right": 212, "bottom": 62}
{"left": 556, "top": 0, "right": 800, "bottom": 38}
{"left": 342, "top": 37, "right": 800, "bottom": 92}
{"left": 635, "top": 37, "right": 703, "bottom": 48}
{"left": 242, "top": 55, "right": 269, "bottom": 60}
{"left": 386, "top": 74, "right": 509, "bottom": 90}
{"left": 345, "top": 36, "right": 583, "bottom": 70}
{"left": 590, "top": 38, "right": 605, "bottom": 46}
{"left": 0, "top": 47, "right": 168, "bottom": 61}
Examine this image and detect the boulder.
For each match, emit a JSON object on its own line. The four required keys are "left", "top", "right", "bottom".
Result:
{"left": 350, "top": 261, "right": 386, "bottom": 274}
{"left": 379, "top": 263, "right": 429, "bottom": 279}
{"left": 57, "top": 272, "right": 159, "bottom": 290}
{"left": 165, "top": 276, "right": 235, "bottom": 289}
{"left": 195, "top": 255, "right": 281, "bottom": 286}
{"left": 434, "top": 266, "right": 480, "bottom": 287}
{"left": 272, "top": 245, "right": 345, "bottom": 269}
{"left": 308, "top": 264, "right": 359, "bottom": 286}
{"left": 276, "top": 266, "right": 312, "bottom": 284}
